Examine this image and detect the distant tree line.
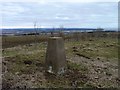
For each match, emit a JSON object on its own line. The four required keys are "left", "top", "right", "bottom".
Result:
{"left": 22, "top": 33, "right": 40, "bottom": 36}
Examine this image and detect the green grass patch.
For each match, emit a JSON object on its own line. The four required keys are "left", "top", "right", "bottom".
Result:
{"left": 67, "top": 61, "right": 88, "bottom": 73}
{"left": 65, "top": 37, "right": 118, "bottom": 59}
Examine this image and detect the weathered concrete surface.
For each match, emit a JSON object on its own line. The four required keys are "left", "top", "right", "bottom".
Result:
{"left": 0, "top": 57, "right": 2, "bottom": 90}
{"left": 45, "top": 37, "right": 67, "bottom": 75}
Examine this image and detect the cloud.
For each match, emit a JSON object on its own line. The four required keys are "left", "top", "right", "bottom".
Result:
{"left": 0, "top": 0, "right": 119, "bottom": 2}
{"left": 1, "top": 3, "right": 25, "bottom": 14}
{"left": 1, "top": 2, "right": 118, "bottom": 28}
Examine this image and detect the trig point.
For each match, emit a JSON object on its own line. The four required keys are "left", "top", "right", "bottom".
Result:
{"left": 45, "top": 37, "right": 67, "bottom": 75}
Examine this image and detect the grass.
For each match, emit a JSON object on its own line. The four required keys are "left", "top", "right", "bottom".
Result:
{"left": 3, "top": 36, "right": 118, "bottom": 75}
{"left": 3, "top": 50, "right": 89, "bottom": 88}
{"left": 3, "top": 43, "right": 46, "bottom": 75}
{"left": 2, "top": 35, "right": 49, "bottom": 48}
{"left": 67, "top": 61, "right": 88, "bottom": 73}
{"left": 4, "top": 53, "right": 45, "bottom": 75}
{"left": 2, "top": 33, "right": 119, "bottom": 88}
{"left": 65, "top": 37, "right": 118, "bottom": 59}
{"left": 3, "top": 42, "right": 90, "bottom": 87}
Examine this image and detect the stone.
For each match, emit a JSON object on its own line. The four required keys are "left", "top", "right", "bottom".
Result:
{"left": 45, "top": 37, "right": 67, "bottom": 75}
{"left": 24, "top": 60, "right": 32, "bottom": 65}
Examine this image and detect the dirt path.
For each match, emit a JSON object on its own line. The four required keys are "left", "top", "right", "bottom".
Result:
{"left": 68, "top": 55, "right": 118, "bottom": 87}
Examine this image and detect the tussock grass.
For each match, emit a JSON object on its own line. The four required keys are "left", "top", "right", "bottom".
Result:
{"left": 2, "top": 34, "right": 119, "bottom": 88}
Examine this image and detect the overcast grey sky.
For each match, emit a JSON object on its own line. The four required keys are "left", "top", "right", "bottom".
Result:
{"left": 0, "top": 1, "right": 118, "bottom": 28}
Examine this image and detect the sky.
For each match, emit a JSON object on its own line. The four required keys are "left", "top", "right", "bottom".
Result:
{"left": 0, "top": 0, "right": 118, "bottom": 28}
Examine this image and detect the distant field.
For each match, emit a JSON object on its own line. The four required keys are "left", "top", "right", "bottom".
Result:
{"left": 2, "top": 31, "right": 118, "bottom": 48}
{"left": 2, "top": 35, "right": 49, "bottom": 48}
{"left": 2, "top": 32, "right": 119, "bottom": 88}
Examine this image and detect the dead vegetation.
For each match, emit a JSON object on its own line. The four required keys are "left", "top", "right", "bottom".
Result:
{"left": 2, "top": 32, "right": 119, "bottom": 88}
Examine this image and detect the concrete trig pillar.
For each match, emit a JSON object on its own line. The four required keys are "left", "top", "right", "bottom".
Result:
{"left": 45, "top": 37, "right": 67, "bottom": 75}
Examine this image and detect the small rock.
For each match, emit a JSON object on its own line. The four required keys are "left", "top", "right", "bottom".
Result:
{"left": 91, "top": 59, "right": 94, "bottom": 61}
{"left": 98, "top": 84, "right": 102, "bottom": 87}
{"left": 15, "top": 72, "right": 19, "bottom": 75}
{"left": 103, "top": 67, "right": 107, "bottom": 70}
{"left": 116, "top": 77, "right": 120, "bottom": 82}
{"left": 72, "top": 46, "right": 77, "bottom": 49}
{"left": 106, "top": 72, "right": 112, "bottom": 76}
{"left": 73, "top": 49, "right": 78, "bottom": 52}
{"left": 24, "top": 60, "right": 32, "bottom": 65}
{"left": 94, "top": 77, "right": 99, "bottom": 79}
{"left": 97, "top": 57, "right": 100, "bottom": 60}
{"left": 3, "top": 61, "right": 7, "bottom": 65}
